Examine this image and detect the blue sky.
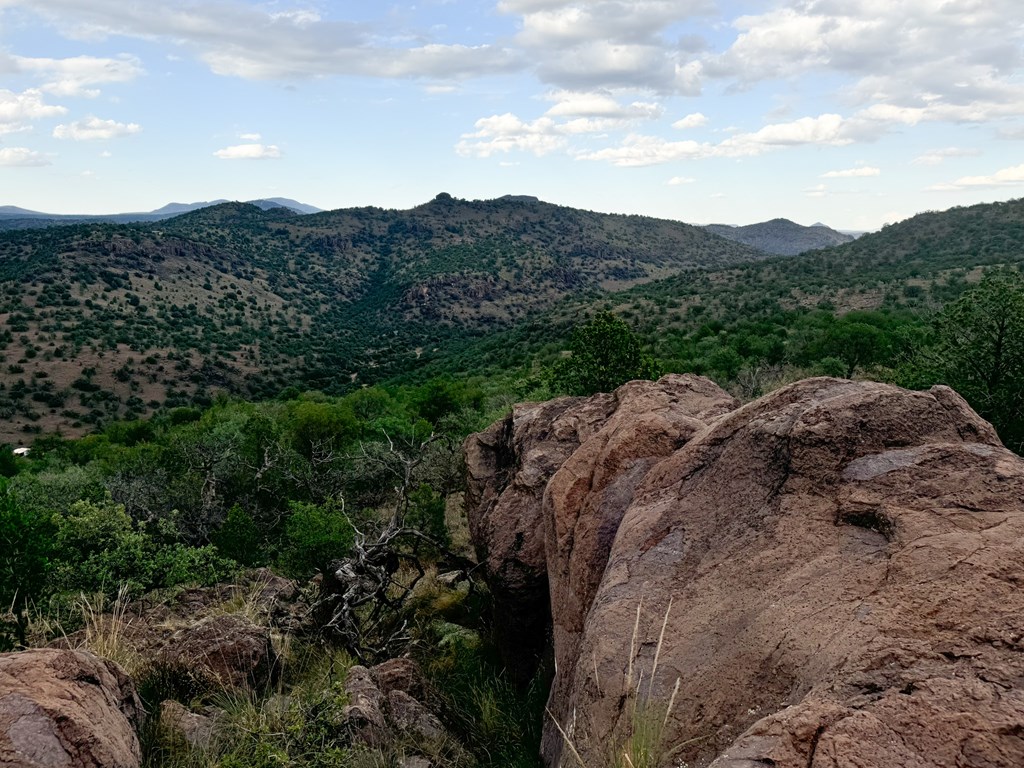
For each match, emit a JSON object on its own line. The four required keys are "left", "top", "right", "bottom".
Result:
{"left": 1, "top": 0, "right": 1022, "bottom": 230}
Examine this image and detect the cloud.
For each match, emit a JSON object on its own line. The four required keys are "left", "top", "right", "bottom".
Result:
{"left": 667, "top": 176, "right": 696, "bottom": 185}
{"left": 53, "top": 115, "right": 141, "bottom": 140}
{"left": 239, "top": 132, "right": 261, "bottom": 141}
{"left": 544, "top": 90, "right": 661, "bottom": 120}
{"left": 0, "top": 88, "right": 67, "bottom": 134}
{"left": 470, "top": 110, "right": 859, "bottom": 166}
{"left": 821, "top": 166, "right": 881, "bottom": 178}
{"left": 930, "top": 162, "right": 1024, "bottom": 190}
{"left": 912, "top": 147, "right": 981, "bottom": 166}
{"left": 0, "top": 147, "right": 50, "bottom": 166}
{"left": 498, "top": 0, "right": 712, "bottom": 93}
{"left": 804, "top": 183, "right": 828, "bottom": 198}
{"left": 11, "top": 54, "right": 142, "bottom": 97}
{"left": 715, "top": 114, "right": 851, "bottom": 157}
{"left": 455, "top": 113, "right": 567, "bottom": 157}
{"left": 14, "top": 0, "right": 521, "bottom": 82}
{"left": 704, "top": 1, "right": 1024, "bottom": 129}
{"left": 672, "top": 112, "right": 707, "bottom": 130}
{"left": 576, "top": 133, "right": 705, "bottom": 166}
{"left": 213, "top": 142, "right": 282, "bottom": 160}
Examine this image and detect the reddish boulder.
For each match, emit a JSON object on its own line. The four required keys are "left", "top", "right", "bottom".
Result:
{"left": 161, "top": 614, "right": 277, "bottom": 692}
{"left": 0, "top": 648, "right": 143, "bottom": 768}
{"left": 544, "top": 378, "right": 1024, "bottom": 767}
{"left": 542, "top": 375, "right": 739, "bottom": 722}
{"left": 464, "top": 391, "right": 617, "bottom": 680}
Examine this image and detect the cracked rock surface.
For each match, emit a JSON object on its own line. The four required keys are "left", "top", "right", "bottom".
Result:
{"left": 468, "top": 376, "right": 1024, "bottom": 767}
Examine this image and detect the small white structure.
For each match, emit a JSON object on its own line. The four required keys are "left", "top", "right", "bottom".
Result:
{"left": 13, "top": 447, "right": 30, "bottom": 457}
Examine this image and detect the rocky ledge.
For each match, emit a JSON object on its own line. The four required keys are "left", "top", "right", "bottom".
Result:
{"left": 465, "top": 375, "right": 1024, "bottom": 767}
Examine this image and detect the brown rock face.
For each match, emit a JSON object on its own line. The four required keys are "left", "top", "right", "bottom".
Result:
{"left": 542, "top": 378, "right": 1024, "bottom": 767}
{"left": 161, "top": 614, "right": 277, "bottom": 692}
{"left": 467, "top": 376, "right": 1024, "bottom": 767}
{"left": 464, "top": 375, "right": 738, "bottom": 684}
{"left": 464, "top": 391, "right": 616, "bottom": 681}
{"left": 0, "top": 648, "right": 143, "bottom": 768}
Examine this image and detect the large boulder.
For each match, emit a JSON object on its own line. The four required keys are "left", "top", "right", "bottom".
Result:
{"left": 464, "top": 374, "right": 738, "bottom": 683}
{"left": 0, "top": 648, "right": 143, "bottom": 768}
{"left": 541, "top": 377, "right": 1024, "bottom": 767}
{"left": 464, "top": 391, "right": 617, "bottom": 681}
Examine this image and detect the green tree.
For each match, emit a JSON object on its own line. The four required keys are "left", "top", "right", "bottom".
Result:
{"left": 908, "top": 269, "right": 1024, "bottom": 452}
{"left": 549, "top": 312, "right": 659, "bottom": 396}
{"left": 0, "top": 481, "right": 54, "bottom": 647}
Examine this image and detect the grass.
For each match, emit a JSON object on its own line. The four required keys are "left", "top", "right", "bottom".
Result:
{"left": 549, "top": 597, "right": 688, "bottom": 768}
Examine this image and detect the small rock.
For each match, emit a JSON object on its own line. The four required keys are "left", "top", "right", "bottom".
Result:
{"left": 370, "top": 657, "right": 425, "bottom": 699}
{"left": 387, "top": 690, "right": 447, "bottom": 741}
{"left": 159, "top": 700, "right": 223, "bottom": 749}
{"left": 162, "top": 614, "right": 277, "bottom": 691}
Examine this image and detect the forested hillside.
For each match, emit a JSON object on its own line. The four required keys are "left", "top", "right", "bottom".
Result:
{"left": 0, "top": 194, "right": 758, "bottom": 441}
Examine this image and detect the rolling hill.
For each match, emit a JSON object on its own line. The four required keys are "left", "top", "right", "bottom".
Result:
{"left": 704, "top": 218, "right": 855, "bottom": 255}
{"left": 0, "top": 193, "right": 760, "bottom": 441}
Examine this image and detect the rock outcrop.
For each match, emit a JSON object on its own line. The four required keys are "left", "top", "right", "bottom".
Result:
{"left": 466, "top": 376, "right": 1024, "bottom": 767}
{"left": 0, "top": 648, "right": 143, "bottom": 768}
{"left": 343, "top": 658, "right": 454, "bottom": 758}
{"left": 161, "top": 614, "right": 278, "bottom": 692}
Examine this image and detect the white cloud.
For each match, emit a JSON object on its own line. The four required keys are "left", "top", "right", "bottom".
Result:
{"left": 213, "top": 142, "right": 282, "bottom": 160}
{"left": 53, "top": 115, "right": 141, "bottom": 140}
{"left": 667, "top": 176, "right": 696, "bottom": 185}
{"left": 805, "top": 183, "right": 828, "bottom": 198}
{"left": 14, "top": 0, "right": 521, "bottom": 82}
{"left": 239, "top": 132, "right": 261, "bottom": 141}
{"left": 11, "top": 54, "right": 142, "bottom": 97}
{"left": 715, "top": 114, "right": 851, "bottom": 157}
{"left": 705, "top": 1, "right": 1024, "bottom": 131}
{"left": 0, "top": 88, "right": 67, "bottom": 134}
{"left": 544, "top": 90, "right": 661, "bottom": 120}
{"left": 498, "top": 0, "right": 712, "bottom": 93}
{"left": 672, "top": 112, "right": 707, "bottom": 130}
{"left": 912, "top": 147, "right": 981, "bottom": 166}
{"left": 931, "top": 162, "right": 1024, "bottom": 190}
{"left": 455, "top": 113, "right": 567, "bottom": 157}
{"left": 0, "top": 147, "right": 50, "bottom": 166}
{"left": 576, "top": 133, "right": 705, "bottom": 166}
{"left": 821, "top": 166, "right": 881, "bottom": 178}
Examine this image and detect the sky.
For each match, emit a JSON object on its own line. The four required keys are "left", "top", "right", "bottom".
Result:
{"left": 1, "top": 1, "right": 1023, "bottom": 230}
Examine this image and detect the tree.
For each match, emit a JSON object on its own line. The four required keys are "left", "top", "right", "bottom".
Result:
{"left": 0, "top": 481, "right": 54, "bottom": 648}
{"left": 910, "top": 269, "right": 1024, "bottom": 452}
{"left": 549, "top": 312, "right": 659, "bottom": 396}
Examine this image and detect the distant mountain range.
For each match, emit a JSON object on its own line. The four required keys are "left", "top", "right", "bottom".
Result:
{"left": 0, "top": 197, "right": 322, "bottom": 230}
{"left": 703, "top": 218, "right": 857, "bottom": 255}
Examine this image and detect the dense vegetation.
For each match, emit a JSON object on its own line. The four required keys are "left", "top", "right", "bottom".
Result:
{"left": 0, "top": 194, "right": 759, "bottom": 442}
{"left": 2, "top": 195, "right": 1024, "bottom": 765}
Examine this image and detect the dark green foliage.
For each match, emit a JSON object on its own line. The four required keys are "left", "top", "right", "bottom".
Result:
{"left": 278, "top": 500, "right": 354, "bottom": 579}
{"left": 0, "top": 480, "right": 54, "bottom": 647}
{"left": 212, "top": 504, "right": 264, "bottom": 566}
{"left": 549, "top": 311, "right": 659, "bottom": 395}
{"left": 50, "top": 499, "right": 235, "bottom": 597}
{"left": 902, "top": 269, "right": 1024, "bottom": 451}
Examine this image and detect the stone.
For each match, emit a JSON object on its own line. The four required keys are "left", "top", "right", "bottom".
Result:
{"left": 158, "top": 700, "right": 223, "bottom": 750}
{"left": 0, "top": 648, "right": 143, "bottom": 768}
{"left": 542, "top": 378, "right": 1024, "bottom": 767}
{"left": 161, "top": 614, "right": 277, "bottom": 692}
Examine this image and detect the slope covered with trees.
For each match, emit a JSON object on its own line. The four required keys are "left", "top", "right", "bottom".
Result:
{"left": 0, "top": 194, "right": 759, "bottom": 441}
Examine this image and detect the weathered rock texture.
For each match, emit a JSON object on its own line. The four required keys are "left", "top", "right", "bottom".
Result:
{"left": 161, "top": 614, "right": 277, "bottom": 691}
{"left": 342, "top": 658, "right": 453, "bottom": 756}
{"left": 0, "top": 648, "right": 143, "bottom": 768}
{"left": 467, "top": 376, "right": 1024, "bottom": 768}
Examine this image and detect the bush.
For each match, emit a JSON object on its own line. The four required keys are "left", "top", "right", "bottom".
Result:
{"left": 549, "top": 312, "right": 659, "bottom": 396}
